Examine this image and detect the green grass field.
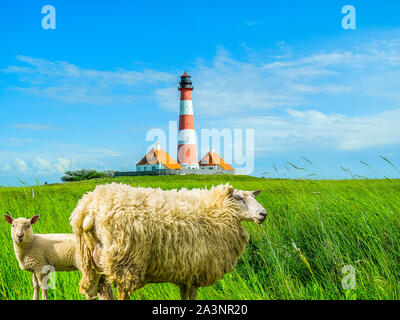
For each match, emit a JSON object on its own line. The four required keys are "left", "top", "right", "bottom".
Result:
{"left": 0, "top": 175, "right": 399, "bottom": 300}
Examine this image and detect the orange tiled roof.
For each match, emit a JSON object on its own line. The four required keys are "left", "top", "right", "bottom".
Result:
{"left": 136, "top": 147, "right": 182, "bottom": 169}
{"left": 198, "top": 151, "right": 234, "bottom": 171}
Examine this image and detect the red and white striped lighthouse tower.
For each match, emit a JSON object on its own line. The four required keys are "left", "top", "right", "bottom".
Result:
{"left": 177, "top": 72, "right": 199, "bottom": 169}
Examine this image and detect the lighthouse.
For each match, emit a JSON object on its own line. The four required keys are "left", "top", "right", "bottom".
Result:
{"left": 177, "top": 72, "right": 199, "bottom": 169}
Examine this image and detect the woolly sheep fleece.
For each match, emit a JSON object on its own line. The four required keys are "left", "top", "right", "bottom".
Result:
{"left": 70, "top": 183, "right": 251, "bottom": 298}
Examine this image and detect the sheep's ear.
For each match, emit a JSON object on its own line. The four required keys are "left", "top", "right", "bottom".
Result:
{"left": 227, "top": 186, "right": 234, "bottom": 197}
{"left": 252, "top": 190, "right": 262, "bottom": 197}
{"left": 30, "top": 215, "right": 40, "bottom": 225}
{"left": 3, "top": 214, "right": 13, "bottom": 224}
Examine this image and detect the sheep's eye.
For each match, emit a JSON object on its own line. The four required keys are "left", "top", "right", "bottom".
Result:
{"left": 234, "top": 194, "right": 244, "bottom": 202}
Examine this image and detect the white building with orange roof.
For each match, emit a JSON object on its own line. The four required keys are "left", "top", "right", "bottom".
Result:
{"left": 136, "top": 142, "right": 183, "bottom": 172}
{"left": 198, "top": 147, "right": 234, "bottom": 173}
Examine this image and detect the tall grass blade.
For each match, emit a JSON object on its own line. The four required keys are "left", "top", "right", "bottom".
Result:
{"left": 379, "top": 155, "right": 400, "bottom": 175}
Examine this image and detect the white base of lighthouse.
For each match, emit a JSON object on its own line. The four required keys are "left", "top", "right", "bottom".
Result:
{"left": 179, "top": 163, "right": 199, "bottom": 169}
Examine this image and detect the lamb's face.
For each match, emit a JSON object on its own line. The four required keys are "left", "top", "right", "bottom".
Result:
{"left": 231, "top": 190, "right": 267, "bottom": 224}
{"left": 3, "top": 215, "right": 39, "bottom": 245}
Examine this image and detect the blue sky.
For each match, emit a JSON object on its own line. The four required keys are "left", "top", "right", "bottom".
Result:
{"left": 1, "top": 0, "right": 400, "bottom": 185}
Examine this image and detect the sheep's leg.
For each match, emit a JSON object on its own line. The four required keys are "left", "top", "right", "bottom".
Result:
{"left": 32, "top": 273, "right": 40, "bottom": 300}
{"left": 188, "top": 287, "right": 198, "bottom": 300}
{"left": 116, "top": 287, "right": 130, "bottom": 300}
{"left": 84, "top": 274, "right": 102, "bottom": 300}
{"left": 37, "top": 273, "right": 49, "bottom": 300}
{"left": 41, "top": 288, "right": 48, "bottom": 300}
{"left": 98, "top": 277, "right": 114, "bottom": 300}
{"left": 113, "top": 265, "right": 146, "bottom": 300}
{"left": 179, "top": 284, "right": 189, "bottom": 300}
{"left": 92, "top": 244, "right": 114, "bottom": 300}
{"left": 115, "top": 279, "right": 146, "bottom": 300}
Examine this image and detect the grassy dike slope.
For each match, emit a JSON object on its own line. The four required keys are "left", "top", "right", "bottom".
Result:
{"left": 0, "top": 175, "right": 399, "bottom": 300}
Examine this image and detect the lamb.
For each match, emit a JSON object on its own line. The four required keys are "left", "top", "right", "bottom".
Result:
{"left": 3, "top": 214, "right": 113, "bottom": 300}
{"left": 70, "top": 182, "right": 267, "bottom": 300}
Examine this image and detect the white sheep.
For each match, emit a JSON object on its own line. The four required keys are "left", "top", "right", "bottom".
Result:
{"left": 3, "top": 214, "right": 113, "bottom": 300}
{"left": 70, "top": 183, "right": 267, "bottom": 300}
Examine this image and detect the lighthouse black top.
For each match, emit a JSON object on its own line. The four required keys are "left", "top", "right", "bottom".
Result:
{"left": 179, "top": 72, "right": 193, "bottom": 90}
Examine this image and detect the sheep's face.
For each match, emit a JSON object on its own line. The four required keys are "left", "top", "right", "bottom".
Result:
{"left": 3, "top": 215, "right": 40, "bottom": 245}
{"left": 231, "top": 190, "right": 267, "bottom": 224}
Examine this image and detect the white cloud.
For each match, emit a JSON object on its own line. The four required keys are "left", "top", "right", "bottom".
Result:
{"left": 34, "top": 156, "right": 52, "bottom": 171}
{"left": 1, "top": 164, "right": 11, "bottom": 172}
{"left": 86, "top": 149, "right": 122, "bottom": 157}
{"left": 35, "top": 156, "right": 51, "bottom": 169}
{"left": 5, "top": 156, "right": 73, "bottom": 175}
{"left": 14, "top": 159, "right": 29, "bottom": 173}
{"left": 13, "top": 123, "right": 53, "bottom": 131}
{"left": 228, "top": 108, "right": 400, "bottom": 151}
{"left": 4, "top": 55, "right": 174, "bottom": 85}
{"left": 156, "top": 48, "right": 303, "bottom": 116}
{"left": 0, "top": 144, "right": 122, "bottom": 177}
{"left": 6, "top": 138, "right": 35, "bottom": 146}
{"left": 3, "top": 55, "right": 175, "bottom": 105}
{"left": 3, "top": 34, "right": 400, "bottom": 159}
{"left": 53, "top": 144, "right": 123, "bottom": 159}
{"left": 6, "top": 36, "right": 400, "bottom": 116}
{"left": 245, "top": 20, "right": 263, "bottom": 27}
{"left": 54, "top": 158, "right": 72, "bottom": 174}
{"left": 156, "top": 38, "right": 400, "bottom": 117}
